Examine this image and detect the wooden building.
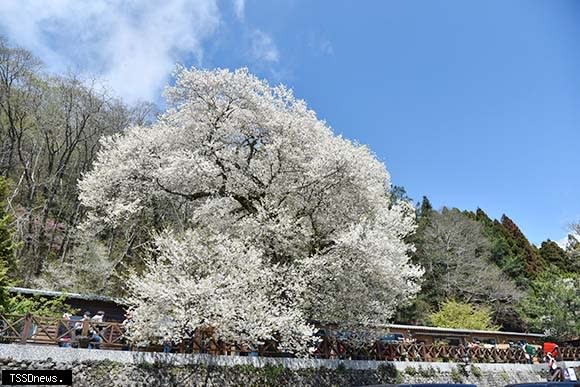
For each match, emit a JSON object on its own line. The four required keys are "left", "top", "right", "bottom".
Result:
{"left": 387, "top": 323, "right": 546, "bottom": 346}
{"left": 9, "top": 287, "right": 127, "bottom": 321}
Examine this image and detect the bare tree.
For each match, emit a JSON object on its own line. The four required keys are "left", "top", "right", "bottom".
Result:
{"left": 416, "top": 207, "right": 521, "bottom": 317}
{"left": 0, "top": 39, "right": 149, "bottom": 285}
{"left": 0, "top": 37, "right": 42, "bottom": 176}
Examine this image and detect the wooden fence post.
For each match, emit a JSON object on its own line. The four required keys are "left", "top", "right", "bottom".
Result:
{"left": 20, "top": 313, "right": 32, "bottom": 345}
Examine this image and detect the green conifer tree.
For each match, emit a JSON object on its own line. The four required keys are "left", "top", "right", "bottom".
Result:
{"left": 539, "top": 239, "right": 573, "bottom": 273}
{"left": 500, "top": 215, "right": 544, "bottom": 278}
{"left": 418, "top": 196, "right": 433, "bottom": 218}
{"left": 468, "top": 208, "right": 543, "bottom": 288}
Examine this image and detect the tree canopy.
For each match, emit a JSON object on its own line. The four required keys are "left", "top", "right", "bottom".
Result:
{"left": 1, "top": 38, "right": 579, "bottom": 345}
{"left": 403, "top": 206, "right": 521, "bottom": 328}
{"left": 80, "top": 67, "right": 422, "bottom": 351}
{"left": 0, "top": 176, "right": 17, "bottom": 311}
{"left": 428, "top": 299, "right": 499, "bottom": 331}
{"left": 519, "top": 272, "right": 580, "bottom": 340}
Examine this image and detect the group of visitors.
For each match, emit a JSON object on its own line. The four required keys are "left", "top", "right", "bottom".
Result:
{"left": 58, "top": 310, "right": 106, "bottom": 349}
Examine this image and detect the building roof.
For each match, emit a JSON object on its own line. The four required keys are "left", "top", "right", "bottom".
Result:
{"left": 8, "top": 287, "right": 127, "bottom": 305}
{"left": 318, "top": 320, "right": 546, "bottom": 338}
{"left": 386, "top": 323, "right": 546, "bottom": 338}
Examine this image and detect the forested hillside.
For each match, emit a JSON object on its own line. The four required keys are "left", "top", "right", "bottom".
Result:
{"left": 0, "top": 38, "right": 155, "bottom": 295}
{"left": 398, "top": 194, "right": 580, "bottom": 338}
{"left": 0, "top": 39, "right": 578, "bottom": 338}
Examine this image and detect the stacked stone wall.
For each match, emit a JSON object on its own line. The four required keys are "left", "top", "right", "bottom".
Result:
{"left": 1, "top": 344, "right": 577, "bottom": 386}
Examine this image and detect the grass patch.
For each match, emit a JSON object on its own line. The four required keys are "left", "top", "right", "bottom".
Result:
{"left": 471, "top": 365, "right": 482, "bottom": 378}
{"left": 393, "top": 369, "right": 404, "bottom": 385}
{"left": 405, "top": 366, "right": 417, "bottom": 376}
{"left": 500, "top": 370, "right": 509, "bottom": 382}
{"left": 450, "top": 367, "right": 463, "bottom": 383}
{"left": 419, "top": 366, "right": 437, "bottom": 378}
{"left": 263, "top": 364, "right": 286, "bottom": 381}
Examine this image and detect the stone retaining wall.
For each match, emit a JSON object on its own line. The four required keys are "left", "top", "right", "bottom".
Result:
{"left": 0, "top": 344, "right": 574, "bottom": 387}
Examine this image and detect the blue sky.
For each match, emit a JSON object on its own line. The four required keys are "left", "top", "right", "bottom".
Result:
{"left": 1, "top": 0, "right": 579, "bottom": 244}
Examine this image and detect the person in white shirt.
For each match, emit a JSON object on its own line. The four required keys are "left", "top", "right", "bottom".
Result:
{"left": 74, "top": 311, "right": 91, "bottom": 335}
{"left": 91, "top": 311, "right": 105, "bottom": 323}
{"left": 547, "top": 352, "right": 562, "bottom": 381}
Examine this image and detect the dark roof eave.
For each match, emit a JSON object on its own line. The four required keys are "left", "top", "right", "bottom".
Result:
{"left": 8, "top": 287, "right": 127, "bottom": 305}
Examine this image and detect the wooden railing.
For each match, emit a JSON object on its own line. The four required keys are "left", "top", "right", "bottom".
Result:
{"left": 376, "top": 342, "right": 529, "bottom": 363}
{"left": 1, "top": 313, "right": 579, "bottom": 362}
{"left": 0, "top": 313, "right": 127, "bottom": 350}
{"left": 313, "top": 337, "right": 580, "bottom": 363}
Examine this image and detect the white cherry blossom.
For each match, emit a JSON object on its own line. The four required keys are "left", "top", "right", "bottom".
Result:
{"left": 79, "top": 67, "right": 422, "bottom": 353}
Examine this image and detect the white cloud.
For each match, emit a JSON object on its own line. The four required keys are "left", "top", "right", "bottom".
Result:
{"left": 306, "top": 34, "right": 333, "bottom": 57}
{"left": 0, "top": 0, "right": 221, "bottom": 103}
{"left": 233, "top": 0, "right": 246, "bottom": 21}
{"left": 319, "top": 39, "right": 334, "bottom": 56}
{"left": 556, "top": 233, "right": 579, "bottom": 249}
{"left": 314, "top": 38, "right": 334, "bottom": 56}
{"left": 556, "top": 236, "right": 569, "bottom": 249}
{"left": 250, "top": 29, "right": 279, "bottom": 63}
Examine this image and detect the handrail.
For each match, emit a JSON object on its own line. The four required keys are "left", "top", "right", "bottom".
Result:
{"left": 0, "top": 313, "right": 127, "bottom": 349}
{"left": 1, "top": 313, "right": 578, "bottom": 361}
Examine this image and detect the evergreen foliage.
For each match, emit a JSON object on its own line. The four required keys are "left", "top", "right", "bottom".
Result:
{"left": 565, "top": 234, "right": 580, "bottom": 272}
{"left": 468, "top": 209, "right": 543, "bottom": 288}
{"left": 417, "top": 196, "right": 433, "bottom": 221}
{"left": 389, "top": 185, "right": 413, "bottom": 206}
{"left": 405, "top": 205, "right": 520, "bottom": 328}
{"left": 2, "top": 293, "right": 76, "bottom": 317}
{"left": 519, "top": 272, "right": 580, "bottom": 340}
{"left": 539, "top": 240, "right": 572, "bottom": 273}
{"left": 500, "top": 215, "right": 544, "bottom": 277}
